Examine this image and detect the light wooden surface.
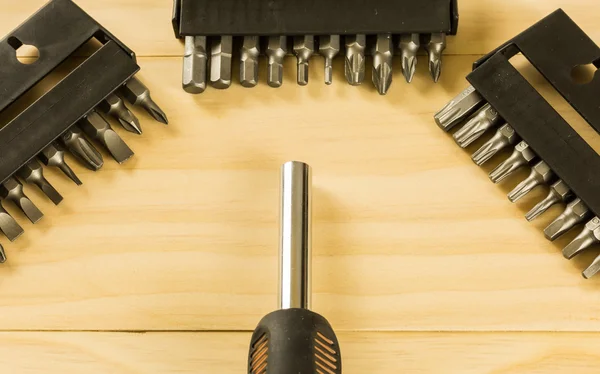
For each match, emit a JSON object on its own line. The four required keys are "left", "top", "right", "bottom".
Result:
{"left": 2, "top": 0, "right": 600, "bottom": 372}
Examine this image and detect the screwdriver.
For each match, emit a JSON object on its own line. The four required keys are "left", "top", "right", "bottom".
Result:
{"left": 248, "top": 161, "right": 341, "bottom": 374}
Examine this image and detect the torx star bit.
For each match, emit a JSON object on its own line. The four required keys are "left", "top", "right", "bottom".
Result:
{"left": 453, "top": 103, "right": 503, "bottom": 148}
{"left": 425, "top": 33, "right": 446, "bottom": 83}
{"left": 318, "top": 35, "right": 340, "bottom": 85}
{"left": 507, "top": 160, "right": 555, "bottom": 203}
{"left": 61, "top": 127, "right": 104, "bottom": 171}
{"left": 345, "top": 34, "right": 366, "bottom": 86}
{"left": 210, "top": 35, "right": 233, "bottom": 89}
{"left": 372, "top": 33, "right": 393, "bottom": 95}
{"left": 121, "top": 77, "right": 169, "bottom": 125}
{"left": 0, "top": 200, "right": 24, "bottom": 242}
{"left": 0, "top": 178, "right": 43, "bottom": 224}
{"left": 39, "top": 143, "right": 82, "bottom": 186}
{"left": 472, "top": 124, "right": 519, "bottom": 166}
{"left": 183, "top": 35, "right": 207, "bottom": 94}
{"left": 434, "top": 86, "right": 484, "bottom": 131}
{"left": 563, "top": 217, "right": 600, "bottom": 260}
{"left": 266, "top": 36, "right": 288, "bottom": 88}
{"left": 526, "top": 180, "right": 573, "bottom": 222}
{"left": 240, "top": 36, "right": 260, "bottom": 88}
{"left": 399, "top": 33, "right": 420, "bottom": 83}
{"left": 293, "top": 35, "right": 315, "bottom": 86}
{"left": 489, "top": 141, "right": 537, "bottom": 183}
{"left": 80, "top": 111, "right": 134, "bottom": 164}
{"left": 544, "top": 198, "right": 591, "bottom": 241}
{"left": 583, "top": 254, "right": 600, "bottom": 279}
{"left": 98, "top": 93, "right": 142, "bottom": 135}
{"left": 16, "top": 160, "right": 63, "bottom": 205}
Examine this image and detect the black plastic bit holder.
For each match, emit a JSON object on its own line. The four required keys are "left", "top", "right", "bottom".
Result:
{"left": 466, "top": 9, "right": 600, "bottom": 221}
{"left": 0, "top": 0, "right": 140, "bottom": 185}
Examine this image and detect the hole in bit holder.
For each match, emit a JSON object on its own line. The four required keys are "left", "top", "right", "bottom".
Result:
{"left": 466, "top": 9, "right": 600, "bottom": 219}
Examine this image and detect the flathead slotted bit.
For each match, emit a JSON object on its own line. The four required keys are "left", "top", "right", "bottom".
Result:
{"left": 399, "top": 33, "right": 420, "bottom": 83}
{"left": 544, "top": 198, "right": 591, "bottom": 241}
{"left": 345, "top": 34, "right": 366, "bottom": 86}
{"left": 0, "top": 201, "right": 24, "bottom": 242}
{"left": 425, "top": 33, "right": 446, "bottom": 83}
{"left": 61, "top": 127, "right": 104, "bottom": 171}
{"left": 489, "top": 141, "right": 536, "bottom": 183}
{"left": 472, "top": 124, "right": 519, "bottom": 166}
{"left": 98, "top": 93, "right": 142, "bottom": 135}
{"left": 508, "top": 160, "right": 555, "bottom": 203}
{"left": 453, "top": 103, "right": 503, "bottom": 148}
{"left": 121, "top": 77, "right": 169, "bottom": 125}
{"left": 372, "top": 34, "right": 393, "bottom": 95}
{"left": 39, "top": 143, "right": 82, "bottom": 186}
{"left": 266, "top": 36, "right": 288, "bottom": 88}
{"left": 17, "top": 160, "right": 63, "bottom": 205}
{"left": 293, "top": 35, "right": 315, "bottom": 86}
{"left": 434, "top": 86, "right": 484, "bottom": 131}
{"left": 210, "top": 36, "right": 233, "bottom": 89}
{"left": 319, "top": 35, "right": 340, "bottom": 85}
{"left": 563, "top": 217, "right": 600, "bottom": 260}
{"left": 0, "top": 178, "right": 43, "bottom": 224}
{"left": 240, "top": 36, "right": 260, "bottom": 88}
{"left": 583, "top": 254, "right": 600, "bottom": 279}
{"left": 79, "top": 111, "right": 134, "bottom": 164}
{"left": 183, "top": 35, "right": 207, "bottom": 93}
{"left": 526, "top": 180, "right": 573, "bottom": 222}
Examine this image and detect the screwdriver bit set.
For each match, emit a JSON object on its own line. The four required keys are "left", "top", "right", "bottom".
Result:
{"left": 434, "top": 9, "right": 600, "bottom": 279}
{"left": 0, "top": 0, "right": 167, "bottom": 262}
{"left": 172, "top": 0, "right": 459, "bottom": 95}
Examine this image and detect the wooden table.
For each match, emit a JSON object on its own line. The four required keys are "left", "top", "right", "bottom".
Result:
{"left": 2, "top": 0, "right": 600, "bottom": 372}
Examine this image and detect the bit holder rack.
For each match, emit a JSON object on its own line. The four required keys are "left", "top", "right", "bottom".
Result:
{"left": 436, "top": 9, "right": 600, "bottom": 278}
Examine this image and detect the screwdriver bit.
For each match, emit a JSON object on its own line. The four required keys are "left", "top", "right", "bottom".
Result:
{"left": 489, "top": 141, "right": 536, "bottom": 183}
{"left": 240, "top": 36, "right": 260, "bottom": 88}
{"left": 183, "top": 35, "right": 207, "bottom": 94}
{"left": 472, "top": 124, "right": 519, "bottom": 166}
{"left": 39, "top": 143, "right": 82, "bottom": 186}
{"left": 0, "top": 178, "right": 43, "bottom": 224}
{"left": 508, "top": 160, "right": 555, "bottom": 203}
{"left": 372, "top": 34, "right": 393, "bottom": 95}
{"left": 399, "top": 33, "right": 420, "bottom": 83}
{"left": 526, "top": 180, "right": 573, "bottom": 222}
{"left": 583, "top": 254, "right": 600, "bottom": 279}
{"left": 266, "top": 36, "right": 287, "bottom": 88}
{"left": 210, "top": 36, "right": 233, "bottom": 89}
{"left": 544, "top": 198, "right": 591, "bottom": 241}
{"left": 61, "top": 127, "right": 104, "bottom": 171}
{"left": 16, "top": 160, "right": 63, "bottom": 205}
{"left": 345, "top": 34, "right": 366, "bottom": 86}
{"left": 98, "top": 93, "right": 142, "bottom": 135}
{"left": 453, "top": 103, "right": 503, "bottom": 148}
{"left": 293, "top": 35, "right": 315, "bottom": 86}
{"left": 563, "top": 217, "right": 600, "bottom": 259}
{"left": 0, "top": 200, "right": 24, "bottom": 242}
{"left": 425, "top": 33, "right": 446, "bottom": 83}
{"left": 434, "top": 86, "right": 484, "bottom": 131}
{"left": 319, "top": 35, "right": 340, "bottom": 85}
{"left": 0, "top": 244, "right": 5, "bottom": 263}
{"left": 121, "top": 77, "right": 169, "bottom": 125}
{"left": 80, "top": 111, "right": 134, "bottom": 164}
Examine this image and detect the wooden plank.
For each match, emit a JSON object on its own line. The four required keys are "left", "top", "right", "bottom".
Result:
{"left": 0, "top": 56, "right": 599, "bottom": 331}
{"left": 1, "top": 0, "right": 600, "bottom": 56}
{"left": 1, "top": 331, "right": 600, "bottom": 373}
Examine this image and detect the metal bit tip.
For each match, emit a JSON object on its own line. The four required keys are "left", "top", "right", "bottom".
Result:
{"left": 210, "top": 36, "right": 233, "bottom": 90}
{"left": 472, "top": 124, "right": 518, "bottom": 166}
{"left": 183, "top": 36, "right": 207, "bottom": 94}
{"left": 121, "top": 77, "right": 169, "bottom": 125}
{"left": 266, "top": 36, "right": 287, "bottom": 88}
{"left": 563, "top": 217, "right": 600, "bottom": 259}
{"left": 507, "top": 161, "right": 554, "bottom": 203}
{"left": 372, "top": 34, "right": 393, "bottom": 95}
{"left": 425, "top": 33, "right": 446, "bottom": 83}
{"left": 525, "top": 180, "right": 572, "bottom": 221}
{"left": 0, "top": 202, "right": 24, "bottom": 241}
{"left": 399, "top": 34, "right": 420, "bottom": 83}
{"left": 240, "top": 36, "right": 260, "bottom": 88}
{"left": 345, "top": 34, "right": 366, "bottom": 86}
{"left": 80, "top": 112, "right": 134, "bottom": 164}
{"left": 294, "top": 35, "right": 314, "bottom": 86}
{"left": 99, "top": 94, "right": 143, "bottom": 135}
{"left": 39, "top": 143, "right": 82, "bottom": 186}
{"left": 434, "top": 86, "right": 483, "bottom": 131}
{"left": 17, "top": 160, "right": 63, "bottom": 205}
{"left": 453, "top": 103, "right": 502, "bottom": 148}
{"left": 544, "top": 198, "right": 590, "bottom": 241}
{"left": 61, "top": 127, "right": 104, "bottom": 171}
{"left": 319, "top": 35, "right": 340, "bottom": 85}
{"left": 489, "top": 141, "right": 536, "bottom": 183}
{"left": 0, "top": 244, "right": 5, "bottom": 263}
{"left": 583, "top": 255, "right": 600, "bottom": 279}
{"left": 0, "top": 178, "right": 43, "bottom": 224}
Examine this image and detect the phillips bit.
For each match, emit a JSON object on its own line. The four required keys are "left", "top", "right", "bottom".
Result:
{"left": 0, "top": 178, "right": 43, "bottom": 224}
{"left": 0, "top": 244, "right": 5, "bottom": 263}
{"left": 583, "top": 254, "right": 600, "bottom": 279}
{"left": 98, "top": 93, "right": 142, "bottom": 135}
{"left": 453, "top": 103, "right": 503, "bottom": 148}
{"left": 425, "top": 33, "right": 446, "bottom": 83}
{"left": 39, "top": 143, "right": 82, "bottom": 186}
{"left": 240, "top": 36, "right": 260, "bottom": 88}
{"left": 121, "top": 77, "right": 169, "bottom": 125}
{"left": 345, "top": 34, "right": 366, "bottom": 86}
{"left": 319, "top": 35, "right": 340, "bottom": 85}
{"left": 372, "top": 34, "right": 393, "bottom": 95}
{"left": 434, "top": 86, "right": 484, "bottom": 131}
{"left": 183, "top": 35, "right": 207, "bottom": 94}
{"left": 293, "top": 35, "right": 315, "bottom": 86}
{"left": 80, "top": 111, "right": 134, "bottom": 164}
{"left": 16, "top": 160, "right": 63, "bottom": 205}
{"left": 544, "top": 198, "right": 591, "bottom": 241}
{"left": 61, "top": 127, "right": 104, "bottom": 171}
{"left": 0, "top": 200, "right": 24, "bottom": 242}
{"left": 526, "top": 180, "right": 573, "bottom": 221}
{"left": 508, "top": 160, "right": 555, "bottom": 203}
{"left": 266, "top": 36, "right": 287, "bottom": 88}
{"left": 472, "top": 124, "right": 519, "bottom": 166}
{"left": 210, "top": 35, "right": 233, "bottom": 89}
{"left": 399, "top": 33, "right": 420, "bottom": 83}
{"left": 489, "top": 141, "right": 536, "bottom": 183}
{"left": 563, "top": 217, "right": 600, "bottom": 260}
